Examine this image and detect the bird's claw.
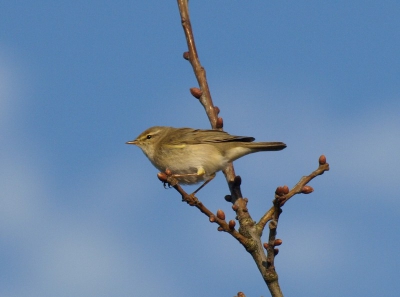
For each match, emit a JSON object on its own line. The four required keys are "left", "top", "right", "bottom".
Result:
{"left": 157, "top": 169, "right": 178, "bottom": 189}
{"left": 162, "top": 182, "right": 172, "bottom": 189}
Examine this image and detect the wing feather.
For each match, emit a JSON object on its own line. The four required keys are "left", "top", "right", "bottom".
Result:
{"left": 165, "top": 128, "right": 255, "bottom": 145}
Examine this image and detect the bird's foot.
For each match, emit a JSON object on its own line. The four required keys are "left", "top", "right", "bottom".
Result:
{"left": 157, "top": 169, "right": 178, "bottom": 189}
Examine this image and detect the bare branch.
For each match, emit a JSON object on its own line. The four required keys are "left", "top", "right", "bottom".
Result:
{"left": 176, "top": 0, "right": 239, "bottom": 199}
{"left": 172, "top": 2, "right": 330, "bottom": 297}
{"left": 277, "top": 155, "right": 330, "bottom": 207}
{"left": 159, "top": 173, "right": 249, "bottom": 246}
{"left": 177, "top": 0, "right": 218, "bottom": 128}
{"left": 258, "top": 155, "right": 330, "bottom": 230}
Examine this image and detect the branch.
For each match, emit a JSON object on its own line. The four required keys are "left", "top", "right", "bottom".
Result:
{"left": 177, "top": 0, "right": 218, "bottom": 128}
{"left": 157, "top": 172, "right": 249, "bottom": 246}
{"left": 173, "top": 2, "right": 331, "bottom": 297}
{"left": 177, "top": 0, "right": 240, "bottom": 201}
{"left": 278, "top": 155, "right": 330, "bottom": 206}
{"left": 258, "top": 155, "right": 330, "bottom": 230}
{"left": 257, "top": 155, "right": 330, "bottom": 297}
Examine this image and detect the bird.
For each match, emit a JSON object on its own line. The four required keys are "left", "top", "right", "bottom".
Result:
{"left": 126, "top": 126, "right": 286, "bottom": 192}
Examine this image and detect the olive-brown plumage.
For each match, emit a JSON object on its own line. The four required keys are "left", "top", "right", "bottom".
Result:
{"left": 127, "top": 126, "right": 286, "bottom": 185}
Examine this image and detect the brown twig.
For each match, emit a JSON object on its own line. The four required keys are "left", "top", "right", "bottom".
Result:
{"left": 177, "top": 0, "right": 218, "bottom": 128}
{"left": 173, "top": 2, "right": 330, "bottom": 297}
{"left": 255, "top": 155, "right": 330, "bottom": 297}
{"left": 262, "top": 198, "right": 283, "bottom": 296}
{"left": 175, "top": 0, "right": 281, "bottom": 295}
{"left": 278, "top": 155, "right": 330, "bottom": 206}
{"left": 176, "top": 0, "right": 239, "bottom": 200}
{"left": 157, "top": 173, "right": 249, "bottom": 245}
{"left": 258, "top": 155, "right": 330, "bottom": 230}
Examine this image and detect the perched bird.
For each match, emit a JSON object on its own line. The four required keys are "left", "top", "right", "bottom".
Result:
{"left": 126, "top": 126, "right": 286, "bottom": 191}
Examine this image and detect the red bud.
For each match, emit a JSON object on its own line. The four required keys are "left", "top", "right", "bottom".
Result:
{"left": 216, "top": 209, "right": 225, "bottom": 220}
{"left": 275, "top": 186, "right": 285, "bottom": 196}
{"left": 282, "top": 185, "right": 289, "bottom": 194}
{"left": 301, "top": 185, "right": 314, "bottom": 194}
{"left": 228, "top": 220, "right": 236, "bottom": 230}
{"left": 190, "top": 87, "right": 202, "bottom": 99}
{"left": 183, "top": 51, "right": 190, "bottom": 60}
{"left": 319, "top": 155, "right": 327, "bottom": 165}
{"left": 157, "top": 172, "right": 168, "bottom": 182}
{"left": 216, "top": 117, "right": 223, "bottom": 128}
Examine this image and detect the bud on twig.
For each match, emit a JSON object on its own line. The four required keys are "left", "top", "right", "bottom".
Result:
{"left": 157, "top": 172, "right": 168, "bottom": 182}
{"left": 209, "top": 215, "right": 216, "bottom": 223}
{"left": 228, "top": 220, "right": 236, "bottom": 230}
{"left": 282, "top": 185, "right": 289, "bottom": 194}
{"left": 274, "top": 239, "right": 283, "bottom": 246}
{"left": 165, "top": 168, "right": 172, "bottom": 176}
{"left": 183, "top": 51, "right": 190, "bottom": 60}
{"left": 190, "top": 87, "right": 202, "bottom": 99}
{"left": 275, "top": 185, "right": 289, "bottom": 196}
{"left": 275, "top": 186, "right": 284, "bottom": 196}
{"left": 217, "top": 209, "right": 226, "bottom": 220}
{"left": 224, "top": 195, "right": 232, "bottom": 202}
{"left": 263, "top": 243, "right": 269, "bottom": 250}
{"left": 216, "top": 117, "right": 223, "bottom": 128}
{"left": 301, "top": 185, "right": 314, "bottom": 194}
{"left": 233, "top": 175, "right": 242, "bottom": 187}
{"left": 274, "top": 248, "right": 279, "bottom": 256}
{"left": 214, "top": 106, "right": 220, "bottom": 115}
{"left": 232, "top": 204, "right": 238, "bottom": 211}
{"left": 217, "top": 226, "right": 224, "bottom": 232}
{"left": 319, "top": 155, "right": 327, "bottom": 165}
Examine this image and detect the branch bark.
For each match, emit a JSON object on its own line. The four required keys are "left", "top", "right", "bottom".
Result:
{"left": 176, "top": 0, "right": 242, "bottom": 202}
{"left": 172, "top": 1, "right": 330, "bottom": 296}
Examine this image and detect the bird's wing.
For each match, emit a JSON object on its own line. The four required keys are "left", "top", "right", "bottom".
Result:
{"left": 165, "top": 128, "right": 255, "bottom": 145}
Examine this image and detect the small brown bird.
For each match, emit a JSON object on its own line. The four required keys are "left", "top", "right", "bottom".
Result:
{"left": 127, "top": 126, "right": 286, "bottom": 191}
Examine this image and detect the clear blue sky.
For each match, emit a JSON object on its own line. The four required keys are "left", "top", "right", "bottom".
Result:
{"left": 1, "top": 1, "right": 399, "bottom": 296}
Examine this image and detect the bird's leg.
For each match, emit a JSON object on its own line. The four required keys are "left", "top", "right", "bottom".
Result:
{"left": 160, "top": 168, "right": 201, "bottom": 188}
{"left": 160, "top": 168, "right": 176, "bottom": 188}
{"left": 191, "top": 173, "right": 216, "bottom": 195}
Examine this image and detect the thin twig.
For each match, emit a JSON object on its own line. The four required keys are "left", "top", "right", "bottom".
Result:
{"left": 258, "top": 156, "right": 330, "bottom": 230}
{"left": 177, "top": 0, "right": 218, "bottom": 128}
{"left": 176, "top": 0, "right": 239, "bottom": 198}
{"left": 173, "top": 2, "right": 330, "bottom": 297}
{"left": 162, "top": 175, "right": 249, "bottom": 245}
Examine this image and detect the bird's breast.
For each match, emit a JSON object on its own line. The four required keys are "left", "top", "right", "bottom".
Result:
{"left": 153, "top": 143, "right": 228, "bottom": 184}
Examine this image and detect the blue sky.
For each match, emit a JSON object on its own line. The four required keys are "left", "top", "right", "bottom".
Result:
{"left": 1, "top": 1, "right": 399, "bottom": 296}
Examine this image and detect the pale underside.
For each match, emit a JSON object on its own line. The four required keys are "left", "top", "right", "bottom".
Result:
{"left": 151, "top": 143, "right": 251, "bottom": 184}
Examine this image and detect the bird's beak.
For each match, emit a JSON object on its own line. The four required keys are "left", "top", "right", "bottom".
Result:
{"left": 126, "top": 139, "right": 137, "bottom": 145}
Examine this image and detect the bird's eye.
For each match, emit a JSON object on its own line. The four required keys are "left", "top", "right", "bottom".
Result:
{"left": 146, "top": 135, "right": 152, "bottom": 139}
